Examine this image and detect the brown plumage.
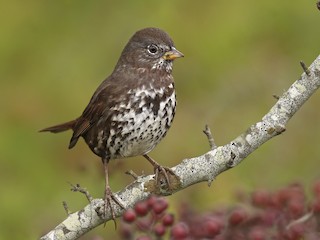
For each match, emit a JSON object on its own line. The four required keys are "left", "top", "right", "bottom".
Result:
{"left": 40, "top": 27, "right": 183, "bottom": 219}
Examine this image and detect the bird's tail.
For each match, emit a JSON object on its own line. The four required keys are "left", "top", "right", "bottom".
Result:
{"left": 39, "top": 119, "right": 76, "bottom": 133}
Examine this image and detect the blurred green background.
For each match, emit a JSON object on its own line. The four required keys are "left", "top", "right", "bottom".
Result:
{"left": 1, "top": 0, "right": 320, "bottom": 239}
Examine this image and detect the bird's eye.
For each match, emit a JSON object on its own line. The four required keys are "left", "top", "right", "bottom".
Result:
{"left": 147, "top": 44, "right": 159, "bottom": 54}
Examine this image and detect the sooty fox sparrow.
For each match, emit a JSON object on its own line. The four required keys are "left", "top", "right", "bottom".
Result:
{"left": 40, "top": 27, "right": 183, "bottom": 219}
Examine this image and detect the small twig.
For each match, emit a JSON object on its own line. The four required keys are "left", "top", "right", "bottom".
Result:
{"left": 286, "top": 211, "right": 314, "bottom": 229}
{"left": 125, "top": 170, "right": 139, "bottom": 180}
{"left": 272, "top": 94, "right": 280, "bottom": 100}
{"left": 300, "top": 61, "right": 311, "bottom": 76}
{"left": 203, "top": 124, "right": 217, "bottom": 150}
{"left": 62, "top": 201, "right": 71, "bottom": 215}
{"left": 69, "top": 183, "right": 93, "bottom": 202}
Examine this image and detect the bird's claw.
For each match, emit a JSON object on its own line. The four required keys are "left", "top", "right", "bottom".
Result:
{"left": 103, "top": 187, "right": 125, "bottom": 228}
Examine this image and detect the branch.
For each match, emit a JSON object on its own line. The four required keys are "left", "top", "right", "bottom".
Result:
{"left": 40, "top": 55, "right": 320, "bottom": 240}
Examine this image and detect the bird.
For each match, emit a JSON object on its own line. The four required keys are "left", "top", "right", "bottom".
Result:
{"left": 40, "top": 27, "right": 184, "bottom": 219}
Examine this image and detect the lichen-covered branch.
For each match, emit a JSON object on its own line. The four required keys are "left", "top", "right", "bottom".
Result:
{"left": 40, "top": 55, "right": 320, "bottom": 240}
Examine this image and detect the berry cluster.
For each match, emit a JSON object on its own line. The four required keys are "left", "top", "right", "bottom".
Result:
{"left": 120, "top": 196, "right": 174, "bottom": 239}
{"left": 120, "top": 181, "right": 320, "bottom": 239}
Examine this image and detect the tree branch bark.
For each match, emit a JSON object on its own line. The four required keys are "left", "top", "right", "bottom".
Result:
{"left": 40, "top": 55, "right": 320, "bottom": 240}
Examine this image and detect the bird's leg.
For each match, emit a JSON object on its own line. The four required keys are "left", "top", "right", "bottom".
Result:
{"left": 143, "top": 154, "right": 175, "bottom": 189}
{"left": 102, "top": 157, "right": 125, "bottom": 222}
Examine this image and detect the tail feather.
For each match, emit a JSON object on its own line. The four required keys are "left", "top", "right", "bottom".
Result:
{"left": 39, "top": 119, "right": 76, "bottom": 133}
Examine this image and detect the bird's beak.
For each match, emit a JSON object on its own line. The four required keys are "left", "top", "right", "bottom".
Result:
{"left": 162, "top": 47, "right": 184, "bottom": 60}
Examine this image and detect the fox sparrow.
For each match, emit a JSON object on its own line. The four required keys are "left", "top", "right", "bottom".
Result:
{"left": 40, "top": 27, "right": 183, "bottom": 219}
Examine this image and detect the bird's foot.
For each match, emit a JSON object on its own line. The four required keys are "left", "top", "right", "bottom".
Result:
{"left": 143, "top": 154, "right": 176, "bottom": 190}
{"left": 154, "top": 165, "right": 176, "bottom": 190}
{"left": 103, "top": 186, "right": 125, "bottom": 227}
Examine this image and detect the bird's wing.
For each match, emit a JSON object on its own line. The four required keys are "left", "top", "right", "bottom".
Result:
{"left": 69, "top": 79, "right": 113, "bottom": 148}
{"left": 68, "top": 74, "right": 131, "bottom": 149}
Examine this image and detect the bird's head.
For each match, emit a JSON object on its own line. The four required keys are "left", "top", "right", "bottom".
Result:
{"left": 117, "top": 28, "right": 184, "bottom": 73}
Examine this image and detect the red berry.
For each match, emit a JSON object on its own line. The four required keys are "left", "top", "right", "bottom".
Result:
{"left": 171, "top": 222, "right": 189, "bottom": 239}
{"left": 147, "top": 195, "right": 157, "bottom": 208}
{"left": 162, "top": 213, "right": 175, "bottom": 226}
{"left": 204, "top": 218, "right": 223, "bottom": 237}
{"left": 122, "top": 209, "right": 136, "bottom": 223}
{"left": 153, "top": 224, "right": 166, "bottom": 236}
{"left": 270, "top": 190, "right": 283, "bottom": 208}
{"left": 288, "top": 200, "right": 304, "bottom": 218}
{"left": 228, "top": 208, "right": 247, "bottom": 225}
{"left": 312, "top": 198, "right": 320, "bottom": 213}
{"left": 260, "top": 209, "right": 278, "bottom": 225}
{"left": 277, "top": 187, "right": 294, "bottom": 207}
{"left": 252, "top": 190, "right": 270, "bottom": 208}
{"left": 120, "top": 224, "right": 133, "bottom": 238}
{"left": 248, "top": 228, "right": 265, "bottom": 240}
{"left": 274, "top": 184, "right": 305, "bottom": 209}
{"left": 152, "top": 198, "right": 168, "bottom": 214}
{"left": 134, "top": 201, "right": 149, "bottom": 216}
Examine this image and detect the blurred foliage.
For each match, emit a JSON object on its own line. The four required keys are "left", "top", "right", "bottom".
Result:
{"left": 1, "top": 0, "right": 320, "bottom": 239}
